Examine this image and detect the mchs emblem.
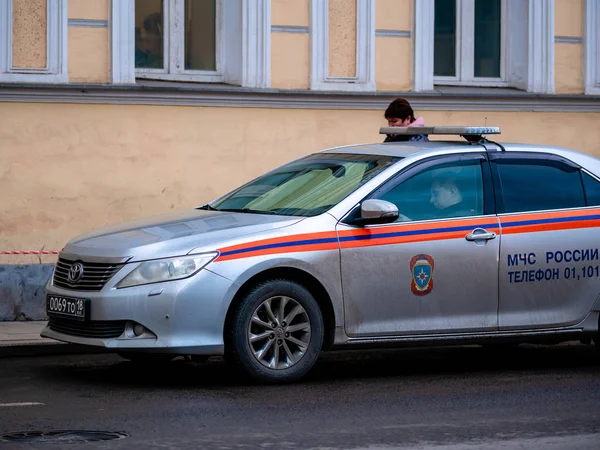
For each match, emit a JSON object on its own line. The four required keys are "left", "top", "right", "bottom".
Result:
{"left": 410, "top": 254, "right": 434, "bottom": 296}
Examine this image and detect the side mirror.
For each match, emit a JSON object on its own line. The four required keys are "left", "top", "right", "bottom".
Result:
{"left": 354, "top": 199, "right": 399, "bottom": 226}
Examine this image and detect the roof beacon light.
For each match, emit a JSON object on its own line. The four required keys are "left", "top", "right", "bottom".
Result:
{"left": 379, "top": 126, "right": 501, "bottom": 136}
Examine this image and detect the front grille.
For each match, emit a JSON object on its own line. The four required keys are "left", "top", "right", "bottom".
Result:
{"left": 49, "top": 318, "right": 127, "bottom": 339}
{"left": 53, "top": 258, "right": 124, "bottom": 291}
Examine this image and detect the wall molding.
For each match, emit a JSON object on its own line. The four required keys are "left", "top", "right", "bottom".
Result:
{"left": 554, "top": 36, "right": 582, "bottom": 44}
{"left": 241, "top": 0, "right": 271, "bottom": 88}
{"left": 413, "top": 0, "right": 435, "bottom": 92}
{"left": 0, "top": 0, "right": 68, "bottom": 83}
{"left": 1, "top": 84, "right": 599, "bottom": 112}
{"left": 375, "top": 30, "right": 410, "bottom": 38}
{"left": 527, "top": 0, "right": 555, "bottom": 94}
{"left": 271, "top": 25, "right": 309, "bottom": 34}
{"left": 310, "top": 0, "right": 375, "bottom": 92}
{"left": 110, "top": 0, "right": 135, "bottom": 84}
{"left": 585, "top": 0, "right": 600, "bottom": 95}
{"left": 68, "top": 19, "right": 108, "bottom": 28}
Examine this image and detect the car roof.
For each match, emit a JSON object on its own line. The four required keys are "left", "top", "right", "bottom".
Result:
{"left": 319, "top": 140, "right": 592, "bottom": 161}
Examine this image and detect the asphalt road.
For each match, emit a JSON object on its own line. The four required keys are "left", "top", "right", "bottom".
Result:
{"left": 0, "top": 344, "right": 599, "bottom": 450}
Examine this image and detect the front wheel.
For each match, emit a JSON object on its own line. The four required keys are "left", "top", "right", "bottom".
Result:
{"left": 228, "top": 279, "right": 324, "bottom": 384}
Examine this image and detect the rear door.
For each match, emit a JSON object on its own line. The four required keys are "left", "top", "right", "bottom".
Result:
{"left": 490, "top": 151, "right": 600, "bottom": 330}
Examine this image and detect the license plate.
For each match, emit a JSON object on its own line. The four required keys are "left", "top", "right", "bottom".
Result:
{"left": 46, "top": 295, "right": 89, "bottom": 321}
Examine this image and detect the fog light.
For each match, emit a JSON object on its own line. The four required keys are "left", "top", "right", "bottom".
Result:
{"left": 133, "top": 324, "right": 145, "bottom": 336}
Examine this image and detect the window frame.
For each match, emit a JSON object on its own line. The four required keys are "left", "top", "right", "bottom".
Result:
{"left": 111, "top": 0, "right": 270, "bottom": 87}
{"left": 135, "top": 0, "right": 223, "bottom": 83}
{"left": 0, "top": 0, "right": 68, "bottom": 83}
{"left": 433, "top": 0, "right": 509, "bottom": 87}
{"left": 488, "top": 151, "right": 587, "bottom": 215}
{"left": 584, "top": 0, "right": 600, "bottom": 95}
{"left": 413, "top": 0, "right": 554, "bottom": 93}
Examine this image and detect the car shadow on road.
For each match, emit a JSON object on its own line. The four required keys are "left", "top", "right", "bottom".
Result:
{"left": 35, "top": 343, "right": 600, "bottom": 391}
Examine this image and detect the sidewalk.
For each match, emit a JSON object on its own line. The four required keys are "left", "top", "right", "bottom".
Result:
{"left": 0, "top": 321, "right": 105, "bottom": 358}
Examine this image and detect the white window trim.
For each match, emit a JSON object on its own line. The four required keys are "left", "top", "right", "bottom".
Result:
{"left": 584, "top": 0, "right": 600, "bottom": 95}
{"left": 433, "top": 0, "right": 509, "bottom": 87}
{"left": 110, "top": 0, "right": 270, "bottom": 88}
{"left": 135, "top": 0, "right": 223, "bottom": 83}
{"left": 414, "top": 0, "right": 554, "bottom": 93}
{"left": 310, "top": 0, "right": 375, "bottom": 92}
{"left": 0, "top": 0, "right": 68, "bottom": 83}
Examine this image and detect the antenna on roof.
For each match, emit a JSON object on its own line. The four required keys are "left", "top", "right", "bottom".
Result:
{"left": 379, "top": 126, "right": 501, "bottom": 144}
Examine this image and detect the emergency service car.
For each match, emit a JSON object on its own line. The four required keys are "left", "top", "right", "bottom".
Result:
{"left": 41, "top": 126, "right": 600, "bottom": 383}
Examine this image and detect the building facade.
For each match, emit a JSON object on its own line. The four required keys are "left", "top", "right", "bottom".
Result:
{"left": 1, "top": 0, "right": 599, "bottom": 319}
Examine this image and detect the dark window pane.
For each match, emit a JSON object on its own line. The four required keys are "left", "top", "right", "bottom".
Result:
{"left": 474, "top": 0, "right": 501, "bottom": 78}
{"left": 378, "top": 160, "right": 484, "bottom": 222}
{"left": 582, "top": 172, "right": 600, "bottom": 206}
{"left": 185, "top": 0, "right": 216, "bottom": 71}
{"left": 496, "top": 161, "right": 585, "bottom": 213}
{"left": 135, "top": 0, "right": 164, "bottom": 69}
{"left": 434, "top": 0, "right": 456, "bottom": 77}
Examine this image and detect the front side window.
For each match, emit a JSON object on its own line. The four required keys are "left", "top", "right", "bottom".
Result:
{"left": 434, "top": 0, "right": 504, "bottom": 85}
{"left": 135, "top": 0, "right": 219, "bottom": 79}
{"left": 374, "top": 159, "right": 485, "bottom": 222}
{"left": 208, "top": 153, "right": 401, "bottom": 217}
{"left": 494, "top": 160, "right": 586, "bottom": 214}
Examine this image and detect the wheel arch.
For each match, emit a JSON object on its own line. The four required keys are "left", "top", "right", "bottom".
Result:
{"left": 223, "top": 267, "right": 337, "bottom": 351}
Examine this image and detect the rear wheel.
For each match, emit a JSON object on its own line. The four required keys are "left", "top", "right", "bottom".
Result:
{"left": 227, "top": 279, "right": 324, "bottom": 384}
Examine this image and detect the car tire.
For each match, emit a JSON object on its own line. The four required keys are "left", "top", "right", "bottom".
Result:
{"left": 227, "top": 279, "right": 324, "bottom": 384}
{"left": 117, "top": 351, "right": 174, "bottom": 364}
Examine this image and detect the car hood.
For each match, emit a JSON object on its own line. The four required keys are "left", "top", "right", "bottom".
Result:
{"left": 61, "top": 208, "right": 305, "bottom": 262}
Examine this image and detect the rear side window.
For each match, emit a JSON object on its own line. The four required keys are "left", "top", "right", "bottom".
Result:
{"left": 495, "top": 160, "right": 586, "bottom": 213}
{"left": 582, "top": 171, "right": 600, "bottom": 206}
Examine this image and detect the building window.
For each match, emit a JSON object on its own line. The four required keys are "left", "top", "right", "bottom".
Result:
{"left": 414, "top": 0, "right": 554, "bottom": 93}
{"left": 112, "top": 0, "right": 270, "bottom": 87}
{"left": 0, "top": 0, "right": 68, "bottom": 83}
{"left": 135, "top": 0, "right": 221, "bottom": 82}
{"left": 433, "top": 0, "right": 505, "bottom": 86}
{"left": 585, "top": 0, "right": 600, "bottom": 95}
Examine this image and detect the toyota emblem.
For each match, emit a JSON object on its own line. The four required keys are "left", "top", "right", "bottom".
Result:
{"left": 68, "top": 263, "right": 84, "bottom": 283}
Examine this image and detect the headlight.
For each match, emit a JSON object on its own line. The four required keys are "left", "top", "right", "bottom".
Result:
{"left": 116, "top": 252, "right": 218, "bottom": 289}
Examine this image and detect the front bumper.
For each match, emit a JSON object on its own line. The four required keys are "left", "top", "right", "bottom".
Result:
{"left": 41, "top": 267, "right": 237, "bottom": 355}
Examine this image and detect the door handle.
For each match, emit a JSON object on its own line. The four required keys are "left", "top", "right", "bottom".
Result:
{"left": 465, "top": 228, "right": 497, "bottom": 241}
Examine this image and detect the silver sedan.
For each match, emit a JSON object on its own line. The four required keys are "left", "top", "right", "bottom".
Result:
{"left": 41, "top": 127, "right": 600, "bottom": 383}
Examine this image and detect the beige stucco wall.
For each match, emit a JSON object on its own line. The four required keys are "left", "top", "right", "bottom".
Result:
{"left": 553, "top": 0, "right": 584, "bottom": 94}
{"left": 68, "top": 0, "right": 109, "bottom": 20}
{"left": 270, "top": 0, "right": 310, "bottom": 89}
{"left": 11, "top": 0, "right": 47, "bottom": 69}
{"left": 2, "top": 102, "right": 600, "bottom": 265}
{"left": 68, "top": 27, "right": 110, "bottom": 83}
{"left": 376, "top": 0, "right": 411, "bottom": 31}
{"left": 271, "top": 33, "right": 310, "bottom": 89}
{"left": 271, "top": 0, "right": 309, "bottom": 27}
{"left": 555, "top": 0, "right": 583, "bottom": 37}
{"left": 555, "top": 43, "right": 584, "bottom": 94}
{"left": 375, "top": 37, "right": 411, "bottom": 91}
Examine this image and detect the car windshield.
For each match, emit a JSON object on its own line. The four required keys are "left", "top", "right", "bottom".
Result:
{"left": 204, "top": 153, "right": 401, "bottom": 217}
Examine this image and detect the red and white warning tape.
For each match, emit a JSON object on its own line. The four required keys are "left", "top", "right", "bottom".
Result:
{"left": 1, "top": 251, "right": 60, "bottom": 255}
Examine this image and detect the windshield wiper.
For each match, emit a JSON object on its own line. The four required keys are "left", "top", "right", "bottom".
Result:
{"left": 216, "top": 208, "right": 278, "bottom": 215}
{"left": 197, "top": 204, "right": 217, "bottom": 211}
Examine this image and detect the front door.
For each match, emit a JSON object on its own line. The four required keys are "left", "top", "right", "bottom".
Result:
{"left": 338, "top": 153, "right": 500, "bottom": 337}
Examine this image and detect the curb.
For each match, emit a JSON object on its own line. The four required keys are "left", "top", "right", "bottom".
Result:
{"left": 0, "top": 342, "right": 112, "bottom": 358}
